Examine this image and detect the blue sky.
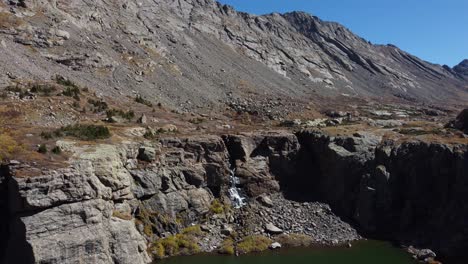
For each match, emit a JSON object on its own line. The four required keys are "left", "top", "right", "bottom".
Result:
{"left": 217, "top": 0, "right": 467, "bottom": 67}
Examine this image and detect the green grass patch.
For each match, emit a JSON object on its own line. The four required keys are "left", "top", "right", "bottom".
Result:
{"left": 237, "top": 235, "right": 272, "bottom": 254}
{"left": 209, "top": 199, "right": 225, "bottom": 214}
{"left": 219, "top": 238, "right": 235, "bottom": 255}
{"left": 150, "top": 232, "right": 201, "bottom": 259}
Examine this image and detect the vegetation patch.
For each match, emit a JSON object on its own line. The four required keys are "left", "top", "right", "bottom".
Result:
{"left": 88, "top": 99, "right": 108, "bottom": 113}
{"left": 37, "top": 144, "right": 47, "bottom": 154}
{"left": 0, "top": 131, "right": 21, "bottom": 162}
{"left": 59, "top": 124, "right": 110, "bottom": 140}
{"left": 209, "top": 199, "right": 225, "bottom": 214}
{"left": 106, "top": 109, "right": 135, "bottom": 121}
{"left": 237, "top": 235, "right": 272, "bottom": 254}
{"left": 189, "top": 117, "right": 206, "bottom": 125}
{"left": 112, "top": 210, "right": 133, "bottom": 221}
{"left": 5, "top": 85, "right": 28, "bottom": 98}
{"left": 56, "top": 75, "right": 81, "bottom": 100}
{"left": 150, "top": 229, "right": 202, "bottom": 259}
{"left": 30, "top": 83, "right": 57, "bottom": 96}
{"left": 43, "top": 124, "right": 111, "bottom": 141}
{"left": 135, "top": 95, "right": 153, "bottom": 107}
{"left": 51, "top": 146, "right": 62, "bottom": 155}
{"left": 143, "top": 128, "right": 165, "bottom": 140}
{"left": 219, "top": 238, "right": 235, "bottom": 255}
{"left": 55, "top": 75, "right": 78, "bottom": 88}
{"left": 398, "top": 128, "right": 445, "bottom": 136}
{"left": 275, "top": 233, "right": 313, "bottom": 248}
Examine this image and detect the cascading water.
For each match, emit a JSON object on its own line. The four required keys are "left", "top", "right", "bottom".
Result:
{"left": 228, "top": 169, "right": 246, "bottom": 208}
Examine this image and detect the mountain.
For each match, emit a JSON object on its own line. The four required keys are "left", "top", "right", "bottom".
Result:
{"left": 454, "top": 59, "right": 468, "bottom": 77}
{"left": 2, "top": 2, "right": 468, "bottom": 264}
{"left": 1, "top": 0, "right": 467, "bottom": 113}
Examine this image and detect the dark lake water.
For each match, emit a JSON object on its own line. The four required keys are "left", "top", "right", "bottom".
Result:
{"left": 158, "top": 240, "right": 417, "bottom": 264}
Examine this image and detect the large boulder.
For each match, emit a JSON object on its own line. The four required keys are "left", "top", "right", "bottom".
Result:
{"left": 449, "top": 108, "right": 468, "bottom": 134}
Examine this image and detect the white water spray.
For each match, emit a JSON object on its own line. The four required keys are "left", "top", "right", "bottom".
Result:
{"left": 228, "top": 169, "right": 246, "bottom": 208}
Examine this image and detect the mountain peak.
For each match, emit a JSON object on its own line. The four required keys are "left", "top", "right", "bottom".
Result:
{"left": 454, "top": 59, "right": 468, "bottom": 76}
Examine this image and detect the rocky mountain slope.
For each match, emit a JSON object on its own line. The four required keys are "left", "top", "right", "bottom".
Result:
{"left": 1, "top": 0, "right": 467, "bottom": 114}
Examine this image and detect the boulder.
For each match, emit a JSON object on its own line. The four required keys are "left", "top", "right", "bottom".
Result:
{"left": 257, "top": 194, "right": 274, "bottom": 207}
{"left": 265, "top": 223, "right": 283, "bottom": 234}
{"left": 448, "top": 108, "right": 468, "bottom": 134}
{"left": 137, "top": 146, "right": 157, "bottom": 162}
{"left": 137, "top": 114, "right": 147, "bottom": 124}
{"left": 161, "top": 124, "right": 178, "bottom": 132}
{"left": 221, "top": 225, "right": 234, "bottom": 236}
{"left": 269, "top": 242, "right": 282, "bottom": 249}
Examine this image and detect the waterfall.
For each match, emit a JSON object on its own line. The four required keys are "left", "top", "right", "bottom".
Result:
{"left": 228, "top": 169, "right": 246, "bottom": 208}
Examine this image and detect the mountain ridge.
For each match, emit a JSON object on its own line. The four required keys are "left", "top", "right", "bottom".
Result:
{"left": 0, "top": 0, "right": 467, "bottom": 112}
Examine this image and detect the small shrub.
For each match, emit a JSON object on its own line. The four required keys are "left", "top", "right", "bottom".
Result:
{"left": 40, "top": 130, "right": 63, "bottom": 139}
{"left": 5, "top": 86, "right": 29, "bottom": 99}
{"left": 51, "top": 146, "right": 62, "bottom": 155}
{"left": 0, "top": 92, "right": 6, "bottom": 99}
{"left": 72, "top": 101, "right": 80, "bottom": 108}
{"left": 88, "top": 99, "right": 108, "bottom": 113}
{"left": 219, "top": 238, "right": 235, "bottom": 255}
{"left": 210, "top": 199, "right": 224, "bottom": 214}
{"left": 135, "top": 95, "right": 153, "bottom": 107}
{"left": 55, "top": 75, "right": 78, "bottom": 88}
{"left": 106, "top": 109, "right": 135, "bottom": 121}
{"left": 57, "top": 124, "right": 111, "bottom": 140}
{"left": 189, "top": 117, "right": 205, "bottom": 125}
{"left": 150, "top": 227, "right": 202, "bottom": 259}
{"left": 150, "top": 242, "right": 165, "bottom": 259}
{"left": 143, "top": 223, "right": 154, "bottom": 237}
{"left": 56, "top": 75, "right": 80, "bottom": 100}
{"left": 161, "top": 236, "right": 179, "bottom": 256}
{"left": 37, "top": 144, "right": 47, "bottom": 154}
{"left": 181, "top": 225, "right": 203, "bottom": 236}
{"left": 237, "top": 235, "right": 272, "bottom": 254}
{"left": 30, "top": 84, "right": 56, "bottom": 96}
{"left": 5, "top": 85, "right": 22, "bottom": 93}
{"left": 62, "top": 86, "right": 81, "bottom": 99}
{"left": 143, "top": 128, "right": 165, "bottom": 140}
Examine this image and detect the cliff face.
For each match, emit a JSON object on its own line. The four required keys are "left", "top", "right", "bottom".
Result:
{"left": 1, "top": 131, "right": 467, "bottom": 263}
{"left": 294, "top": 132, "right": 468, "bottom": 256}
{"left": 1, "top": 0, "right": 467, "bottom": 111}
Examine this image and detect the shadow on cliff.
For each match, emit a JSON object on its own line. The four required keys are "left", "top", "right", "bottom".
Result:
{"left": 0, "top": 165, "right": 35, "bottom": 264}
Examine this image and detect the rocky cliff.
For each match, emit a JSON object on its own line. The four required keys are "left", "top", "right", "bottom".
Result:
{"left": 1, "top": 0, "right": 467, "bottom": 113}
{"left": 1, "top": 130, "right": 467, "bottom": 263}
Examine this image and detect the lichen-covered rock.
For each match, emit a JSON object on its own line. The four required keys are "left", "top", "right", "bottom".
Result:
{"left": 5, "top": 199, "right": 150, "bottom": 264}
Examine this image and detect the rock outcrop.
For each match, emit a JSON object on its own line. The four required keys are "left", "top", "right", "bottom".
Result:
{"left": 1, "top": 130, "right": 467, "bottom": 263}
{"left": 292, "top": 131, "right": 468, "bottom": 259}
{"left": 447, "top": 108, "right": 468, "bottom": 134}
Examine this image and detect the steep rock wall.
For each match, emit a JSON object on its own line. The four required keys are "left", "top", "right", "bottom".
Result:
{"left": 1, "top": 131, "right": 467, "bottom": 263}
